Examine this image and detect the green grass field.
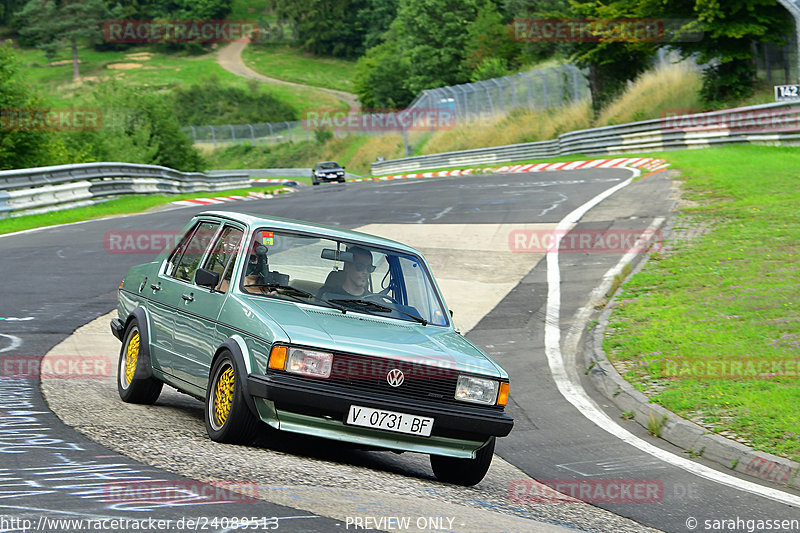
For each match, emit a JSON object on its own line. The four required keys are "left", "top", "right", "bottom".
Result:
{"left": 242, "top": 43, "right": 356, "bottom": 93}
{"left": 13, "top": 45, "right": 345, "bottom": 113}
{"left": 0, "top": 184, "right": 286, "bottom": 236}
{"left": 604, "top": 145, "right": 800, "bottom": 460}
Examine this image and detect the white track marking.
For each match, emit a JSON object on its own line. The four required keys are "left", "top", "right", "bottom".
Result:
{"left": 544, "top": 169, "right": 800, "bottom": 507}
{"left": 0, "top": 334, "right": 22, "bottom": 354}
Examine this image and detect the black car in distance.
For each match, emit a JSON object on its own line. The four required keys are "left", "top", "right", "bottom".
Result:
{"left": 312, "top": 161, "right": 346, "bottom": 185}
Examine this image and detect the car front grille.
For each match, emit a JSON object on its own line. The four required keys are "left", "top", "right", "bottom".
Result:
{"left": 294, "top": 352, "right": 460, "bottom": 405}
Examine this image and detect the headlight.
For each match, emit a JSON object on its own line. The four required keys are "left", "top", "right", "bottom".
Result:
{"left": 337, "top": 171, "right": 344, "bottom": 175}
{"left": 454, "top": 375, "right": 499, "bottom": 405}
{"left": 286, "top": 348, "right": 332, "bottom": 378}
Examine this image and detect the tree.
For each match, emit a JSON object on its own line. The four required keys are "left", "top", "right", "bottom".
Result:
{"left": 356, "top": 0, "right": 399, "bottom": 50}
{"left": 0, "top": 0, "right": 26, "bottom": 27}
{"left": 462, "top": 0, "right": 521, "bottom": 79}
{"left": 640, "top": 0, "right": 792, "bottom": 103}
{"left": 0, "top": 41, "right": 53, "bottom": 170}
{"left": 564, "top": 1, "right": 659, "bottom": 113}
{"left": 274, "top": 0, "right": 369, "bottom": 58}
{"left": 16, "top": 0, "right": 121, "bottom": 79}
{"left": 353, "top": 28, "right": 415, "bottom": 108}
{"left": 395, "top": 0, "right": 481, "bottom": 94}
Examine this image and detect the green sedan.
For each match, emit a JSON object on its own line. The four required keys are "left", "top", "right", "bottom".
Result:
{"left": 112, "top": 211, "right": 513, "bottom": 485}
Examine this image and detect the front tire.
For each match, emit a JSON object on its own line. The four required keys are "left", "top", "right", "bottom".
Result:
{"left": 205, "top": 351, "right": 260, "bottom": 444}
{"left": 117, "top": 319, "right": 163, "bottom": 404}
{"left": 430, "top": 437, "right": 495, "bottom": 486}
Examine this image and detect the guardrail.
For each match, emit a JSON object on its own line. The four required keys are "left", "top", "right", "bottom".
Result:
{"left": 371, "top": 102, "right": 800, "bottom": 175}
{"left": 0, "top": 162, "right": 250, "bottom": 218}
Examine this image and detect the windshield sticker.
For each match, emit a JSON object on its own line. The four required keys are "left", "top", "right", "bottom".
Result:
{"left": 261, "top": 231, "right": 274, "bottom": 246}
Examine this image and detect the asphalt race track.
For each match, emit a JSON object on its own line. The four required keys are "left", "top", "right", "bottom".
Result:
{"left": 1, "top": 170, "right": 799, "bottom": 533}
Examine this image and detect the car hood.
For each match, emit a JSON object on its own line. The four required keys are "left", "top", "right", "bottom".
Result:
{"left": 247, "top": 298, "right": 502, "bottom": 377}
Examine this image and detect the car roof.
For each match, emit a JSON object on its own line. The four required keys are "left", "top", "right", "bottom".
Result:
{"left": 316, "top": 161, "right": 340, "bottom": 166}
{"left": 195, "top": 211, "right": 419, "bottom": 254}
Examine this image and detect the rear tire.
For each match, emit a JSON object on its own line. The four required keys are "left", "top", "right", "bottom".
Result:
{"left": 117, "top": 319, "right": 163, "bottom": 404}
{"left": 205, "top": 351, "right": 260, "bottom": 444}
{"left": 430, "top": 437, "right": 495, "bottom": 486}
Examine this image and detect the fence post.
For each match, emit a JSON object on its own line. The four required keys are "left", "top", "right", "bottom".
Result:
{"left": 247, "top": 124, "right": 255, "bottom": 146}
{"left": 211, "top": 126, "right": 216, "bottom": 147}
{"left": 539, "top": 71, "right": 549, "bottom": 108}
{"left": 524, "top": 72, "right": 534, "bottom": 110}
{"left": 285, "top": 121, "right": 291, "bottom": 142}
{"left": 550, "top": 67, "right": 563, "bottom": 103}
{"left": 570, "top": 65, "right": 581, "bottom": 101}
{"left": 267, "top": 122, "right": 273, "bottom": 145}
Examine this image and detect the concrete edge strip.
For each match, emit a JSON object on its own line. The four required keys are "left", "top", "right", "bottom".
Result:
{"left": 545, "top": 171, "right": 800, "bottom": 506}
{"left": 585, "top": 225, "right": 800, "bottom": 492}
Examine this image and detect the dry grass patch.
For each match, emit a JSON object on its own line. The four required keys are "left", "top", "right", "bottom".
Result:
{"left": 339, "top": 135, "right": 405, "bottom": 174}
{"left": 107, "top": 63, "right": 143, "bottom": 70}
{"left": 597, "top": 62, "right": 702, "bottom": 125}
{"left": 421, "top": 99, "right": 592, "bottom": 155}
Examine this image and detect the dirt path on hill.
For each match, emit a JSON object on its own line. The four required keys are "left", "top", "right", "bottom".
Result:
{"left": 218, "top": 41, "right": 360, "bottom": 112}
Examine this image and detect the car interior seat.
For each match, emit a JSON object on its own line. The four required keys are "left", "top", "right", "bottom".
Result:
{"left": 317, "top": 269, "right": 346, "bottom": 298}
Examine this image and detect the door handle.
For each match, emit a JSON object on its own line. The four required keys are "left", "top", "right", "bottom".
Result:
{"left": 182, "top": 293, "right": 194, "bottom": 302}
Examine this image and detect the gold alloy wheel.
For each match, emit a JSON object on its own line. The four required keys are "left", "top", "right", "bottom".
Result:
{"left": 213, "top": 366, "right": 235, "bottom": 427}
{"left": 124, "top": 330, "right": 139, "bottom": 387}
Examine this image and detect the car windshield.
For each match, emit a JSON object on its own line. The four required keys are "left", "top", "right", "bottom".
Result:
{"left": 318, "top": 162, "right": 339, "bottom": 169}
{"left": 240, "top": 229, "right": 449, "bottom": 326}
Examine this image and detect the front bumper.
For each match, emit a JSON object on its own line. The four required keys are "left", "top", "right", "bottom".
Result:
{"left": 110, "top": 318, "right": 125, "bottom": 341}
{"left": 315, "top": 173, "right": 344, "bottom": 182}
{"left": 247, "top": 372, "right": 514, "bottom": 448}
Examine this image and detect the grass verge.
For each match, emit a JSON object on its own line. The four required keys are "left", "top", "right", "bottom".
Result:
{"left": 604, "top": 144, "right": 800, "bottom": 461}
{"left": 0, "top": 185, "right": 285, "bottom": 236}
{"left": 242, "top": 43, "right": 356, "bottom": 93}
{"left": 13, "top": 45, "right": 343, "bottom": 113}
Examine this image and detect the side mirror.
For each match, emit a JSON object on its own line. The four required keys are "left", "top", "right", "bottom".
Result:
{"left": 449, "top": 310, "right": 454, "bottom": 318}
{"left": 195, "top": 268, "right": 220, "bottom": 289}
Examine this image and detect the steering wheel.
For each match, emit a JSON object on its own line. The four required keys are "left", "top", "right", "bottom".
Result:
{"left": 367, "top": 292, "right": 399, "bottom": 305}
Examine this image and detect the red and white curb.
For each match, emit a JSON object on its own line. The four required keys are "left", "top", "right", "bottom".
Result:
{"left": 171, "top": 189, "right": 292, "bottom": 207}
{"left": 354, "top": 157, "right": 669, "bottom": 182}
{"left": 251, "top": 178, "right": 299, "bottom": 185}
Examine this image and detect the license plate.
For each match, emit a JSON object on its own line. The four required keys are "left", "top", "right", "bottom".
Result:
{"left": 346, "top": 405, "right": 434, "bottom": 437}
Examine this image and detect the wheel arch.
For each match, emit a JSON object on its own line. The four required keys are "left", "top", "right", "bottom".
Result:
{"left": 210, "top": 336, "right": 258, "bottom": 417}
{"left": 123, "top": 307, "right": 155, "bottom": 380}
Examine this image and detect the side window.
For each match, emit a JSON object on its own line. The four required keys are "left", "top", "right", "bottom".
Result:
{"left": 167, "top": 221, "right": 220, "bottom": 283}
{"left": 202, "top": 226, "right": 243, "bottom": 292}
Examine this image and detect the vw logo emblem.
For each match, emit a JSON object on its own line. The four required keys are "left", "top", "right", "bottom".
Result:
{"left": 386, "top": 368, "right": 404, "bottom": 387}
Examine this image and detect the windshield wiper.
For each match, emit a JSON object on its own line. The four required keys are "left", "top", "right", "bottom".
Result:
{"left": 328, "top": 299, "right": 427, "bottom": 325}
{"left": 246, "top": 283, "right": 346, "bottom": 312}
